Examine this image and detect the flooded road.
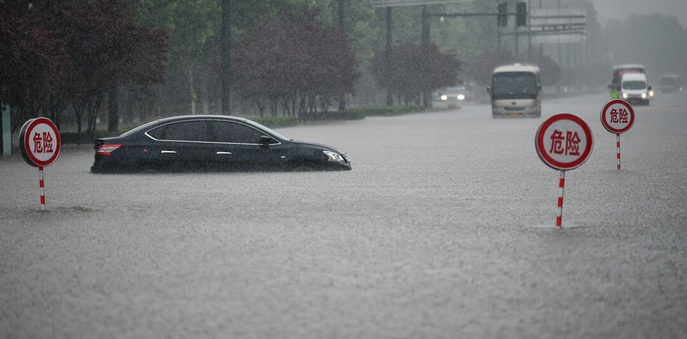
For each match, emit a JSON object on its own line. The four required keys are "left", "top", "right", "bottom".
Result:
{"left": 2, "top": 93, "right": 686, "bottom": 338}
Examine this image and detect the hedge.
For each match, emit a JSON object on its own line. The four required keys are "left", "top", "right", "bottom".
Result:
{"left": 346, "top": 105, "right": 425, "bottom": 117}
{"left": 58, "top": 106, "right": 426, "bottom": 144}
{"left": 59, "top": 129, "right": 121, "bottom": 144}
{"left": 252, "top": 116, "right": 299, "bottom": 128}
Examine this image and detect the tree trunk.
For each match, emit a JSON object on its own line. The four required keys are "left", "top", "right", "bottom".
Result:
{"left": 108, "top": 83, "right": 119, "bottom": 133}
{"left": 188, "top": 68, "right": 197, "bottom": 115}
{"left": 72, "top": 102, "right": 85, "bottom": 145}
{"left": 87, "top": 96, "right": 103, "bottom": 141}
{"left": 200, "top": 73, "right": 210, "bottom": 115}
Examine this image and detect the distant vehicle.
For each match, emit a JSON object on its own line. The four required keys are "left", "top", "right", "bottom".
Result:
{"left": 620, "top": 72, "right": 653, "bottom": 105}
{"left": 487, "top": 63, "right": 541, "bottom": 118}
{"left": 611, "top": 64, "right": 645, "bottom": 86}
{"left": 609, "top": 64, "right": 645, "bottom": 97}
{"left": 432, "top": 86, "right": 467, "bottom": 108}
{"left": 91, "top": 115, "right": 351, "bottom": 173}
{"left": 659, "top": 74, "right": 682, "bottom": 93}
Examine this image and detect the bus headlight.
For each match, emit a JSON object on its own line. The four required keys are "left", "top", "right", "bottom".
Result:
{"left": 440, "top": 95, "right": 448, "bottom": 101}
{"left": 457, "top": 94, "right": 465, "bottom": 100}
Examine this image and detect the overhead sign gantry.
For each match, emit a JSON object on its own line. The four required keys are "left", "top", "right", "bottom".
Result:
{"left": 370, "top": 0, "right": 472, "bottom": 7}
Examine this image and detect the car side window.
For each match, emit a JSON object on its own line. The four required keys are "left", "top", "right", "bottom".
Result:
{"left": 211, "top": 121, "right": 264, "bottom": 144}
{"left": 147, "top": 126, "right": 165, "bottom": 140}
{"left": 160, "top": 121, "right": 210, "bottom": 142}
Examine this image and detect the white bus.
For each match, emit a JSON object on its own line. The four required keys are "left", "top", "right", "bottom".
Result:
{"left": 487, "top": 63, "right": 542, "bottom": 118}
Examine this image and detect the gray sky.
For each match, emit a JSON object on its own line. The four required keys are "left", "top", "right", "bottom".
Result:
{"left": 590, "top": 0, "right": 687, "bottom": 27}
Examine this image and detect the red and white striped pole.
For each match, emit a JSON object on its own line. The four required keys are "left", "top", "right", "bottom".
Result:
{"left": 616, "top": 133, "right": 621, "bottom": 170}
{"left": 556, "top": 170, "right": 565, "bottom": 228}
{"left": 38, "top": 166, "right": 45, "bottom": 210}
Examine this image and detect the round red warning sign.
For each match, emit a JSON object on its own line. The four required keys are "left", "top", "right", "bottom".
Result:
{"left": 19, "top": 117, "right": 62, "bottom": 167}
{"left": 600, "top": 99, "right": 635, "bottom": 134}
{"left": 535, "top": 113, "right": 593, "bottom": 171}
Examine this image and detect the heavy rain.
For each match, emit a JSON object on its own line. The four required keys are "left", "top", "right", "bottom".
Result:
{"left": 2, "top": 1, "right": 687, "bottom": 338}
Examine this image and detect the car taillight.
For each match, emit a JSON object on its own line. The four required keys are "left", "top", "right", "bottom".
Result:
{"left": 96, "top": 144, "right": 121, "bottom": 156}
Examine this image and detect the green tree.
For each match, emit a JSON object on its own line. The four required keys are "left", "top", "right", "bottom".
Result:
{"left": 0, "top": 0, "right": 166, "bottom": 139}
{"left": 371, "top": 42, "right": 461, "bottom": 105}
{"left": 232, "top": 7, "right": 359, "bottom": 118}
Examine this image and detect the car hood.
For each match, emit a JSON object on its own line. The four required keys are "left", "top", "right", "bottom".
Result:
{"left": 291, "top": 140, "right": 345, "bottom": 154}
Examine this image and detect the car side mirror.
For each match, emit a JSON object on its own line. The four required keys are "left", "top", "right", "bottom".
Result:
{"left": 537, "top": 85, "right": 542, "bottom": 92}
{"left": 648, "top": 85, "right": 653, "bottom": 90}
{"left": 259, "top": 135, "right": 275, "bottom": 146}
{"left": 486, "top": 87, "right": 491, "bottom": 94}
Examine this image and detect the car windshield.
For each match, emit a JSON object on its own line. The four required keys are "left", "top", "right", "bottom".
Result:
{"left": 623, "top": 80, "right": 646, "bottom": 90}
{"left": 442, "top": 87, "right": 465, "bottom": 94}
{"left": 661, "top": 77, "right": 677, "bottom": 86}
{"left": 492, "top": 72, "right": 537, "bottom": 99}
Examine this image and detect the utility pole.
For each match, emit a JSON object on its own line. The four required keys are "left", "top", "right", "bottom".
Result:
{"left": 221, "top": 0, "right": 231, "bottom": 115}
{"left": 385, "top": 7, "right": 393, "bottom": 106}
{"left": 422, "top": 5, "right": 431, "bottom": 107}
{"left": 338, "top": 0, "right": 346, "bottom": 111}
{"left": 527, "top": 0, "right": 532, "bottom": 60}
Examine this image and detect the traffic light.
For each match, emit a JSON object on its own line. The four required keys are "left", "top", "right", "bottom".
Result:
{"left": 516, "top": 2, "right": 527, "bottom": 27}
{"left": 497, "top": 2, "right": 508, "bottom": 27}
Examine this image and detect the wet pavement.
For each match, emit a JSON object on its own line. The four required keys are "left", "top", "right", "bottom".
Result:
{"left": 1, "top": 93, "right": 686, "bottom": 338}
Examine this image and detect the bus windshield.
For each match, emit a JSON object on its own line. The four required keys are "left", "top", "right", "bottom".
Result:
{"left": 492, "top": 72, "right": 538, "bottom": 99}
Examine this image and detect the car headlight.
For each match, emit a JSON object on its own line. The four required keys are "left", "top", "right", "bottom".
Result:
{"left": 457, "top": 94, "right": 465, "bottom": 100}
{"left": 649, "top": 90, "right": 654, "bottom": 97}
{"left": 323, "top": 151, "right": 346, "bottom": 163}
{"left": 641, "top": 92, "right": 647, "bottom": 98}
{"left": 622, "top": 92, "right": 628, "bottom": 99}
{"left": 440, "top": 95, "right": 448, "bottom": 101}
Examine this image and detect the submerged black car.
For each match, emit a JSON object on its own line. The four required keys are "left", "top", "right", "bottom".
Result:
{"left": 91, "top": 115, "right": 351, "bottom": 173}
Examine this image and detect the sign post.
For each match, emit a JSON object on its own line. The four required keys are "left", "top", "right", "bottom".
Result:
{"left": 19, "top": 118, "right": 61, "bottom": 209}
{"left": 2, "top": 105, "right": 11, "bottom": 156}
{"left": 535, "top": 113, "right": 593, "bottom": 228}
{"left": 600, "top": 99, "right": 634, "bottom": 170}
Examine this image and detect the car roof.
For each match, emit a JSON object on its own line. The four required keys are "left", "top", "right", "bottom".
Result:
{"left": 154, "top": 115, "right": 249, "bottom": 124}
{"left": 119, "top": 115, "right": 267, "bottom": 139}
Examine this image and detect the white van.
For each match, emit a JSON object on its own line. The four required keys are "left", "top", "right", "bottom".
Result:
{"left": 620, "top": 73, "right": 654, "bottom": 105}
{"left": 487, "top": 63, "right": 542, "bottom": 118}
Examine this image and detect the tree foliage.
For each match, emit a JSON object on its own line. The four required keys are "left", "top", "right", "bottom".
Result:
{"left": 0, "top": 0, "right": 69, "bottom": 129}
{"left": 371, "top": 42, "right": 461, "bottom": 105}
{"left": 231, "top": 7, "right": 359, "bottom": 118}
{"left": 0, "top": 0, "right": 167, "bottom": 139}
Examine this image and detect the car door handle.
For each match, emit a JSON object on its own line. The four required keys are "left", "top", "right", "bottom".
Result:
{"left": 216, "top": 151, "right": 232, "bottom": 155}
{"left": 161, "top": 150, "right": 176, "bottom": 154}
